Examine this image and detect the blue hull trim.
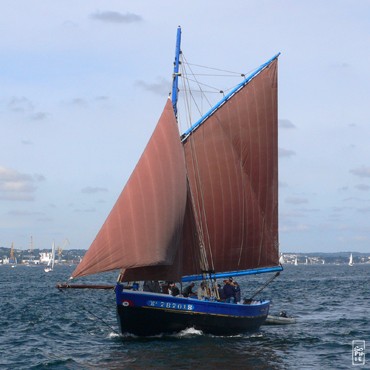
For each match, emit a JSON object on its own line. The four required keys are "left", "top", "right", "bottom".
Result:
{"left": 115, "top": 285, "right": 270, "bottom": 336}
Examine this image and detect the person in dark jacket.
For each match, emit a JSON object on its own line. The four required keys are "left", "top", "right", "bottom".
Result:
{"left": 168, "top": 282, "right": 180, "bottom": 296}
{"left": 233, "top": 281, "right": 241, "bottom": 303}
{"left": 182, "top": 282, "right": 196, "bottom": 297}
{"left": 223, "top": 279, "right": 235, "bottom": 303}
{"left": 143, "top": 281, "right": 161, "bottom": 293}
{"left": 217, "top": 284, "right": 225, "bottom": 300}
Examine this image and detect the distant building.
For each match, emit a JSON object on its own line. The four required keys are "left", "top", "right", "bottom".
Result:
{"left": 39, "top": 252, "right": 53, "bottom": 264}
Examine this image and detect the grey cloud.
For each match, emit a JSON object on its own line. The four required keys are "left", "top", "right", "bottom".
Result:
{"left": 355, "top": 184, "right": 370, "bottom": 191}
{"left": 30, "top": 112, "right": 49, "bottom": 121}
{"left": 279, "top": 181, "right": 288, "bottom": 188}
{"left": 279, "top": 148, "right": 296, "bottom": 158}
{"left": 358, "top": 206, "right": 370, "bottom": 213}
{"left": 81, "top": 186, "right": 108, "bottom": 194}
{"left": 94, "top": 96, "right": 109, "bottom": 101}
{"left": 0, "top": 166, "right": 41, "bottom": 201}
{"left": 90, "top": 11, "right": 142, "bottom": 24}
{"left": 350, "top": 166, "right": 370, "bottom": 178}
{"left": 34, "top": 174, "right": 46, "bottom": 182}
{"left": 74, "top": 208, "right": 96, "bottom": 213}
{"left": 70, "top": 98, "right": 88, "bottom": 107}
{"left": 331, "top": 62, "right": 350, "bottom": 69}
{"left": 8, "top": 210, "right": 44, "bottom": 216}
{"left": 8, "top": 97, "right": 34, "bottom": 113}
{"left": 22, "top": 140, "right": 33, "bottom": 145}
{"left": 279, "top": 119, "right": 296, "bottom": 129}
{"left": 136, "top": 78, "right": 170, "bottom": 96}
{"left": 285, "top": 196, "right": 308, "bottom": 205}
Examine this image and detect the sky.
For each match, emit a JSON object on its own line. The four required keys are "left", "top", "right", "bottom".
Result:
{"left": 1, "top": 1, "right": 370, "bottom": 254}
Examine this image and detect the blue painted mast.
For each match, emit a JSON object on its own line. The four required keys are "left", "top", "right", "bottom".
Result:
{"left": 171, "top": 26, "right": 182, "bottom": 118}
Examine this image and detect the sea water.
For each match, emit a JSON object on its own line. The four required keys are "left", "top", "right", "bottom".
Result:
{"left": 0, "top": 264, "right": 369, "bottom": 369}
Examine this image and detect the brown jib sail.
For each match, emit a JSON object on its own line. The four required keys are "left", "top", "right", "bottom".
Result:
{"left": 72, "top": 57, "right": 279, "bottom": 281}
{"left": 72, "top": 99, "right": 189, "bottom": 279}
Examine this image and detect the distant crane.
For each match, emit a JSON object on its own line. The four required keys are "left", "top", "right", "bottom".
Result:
{"left": 9, "top": 242, "right": 17, "bottom": 265}
{"left": 57, "top": 238, "right": 70, "bottom": 263}
{"left": 29, "top": 235, "right": 34, "bottom": 253}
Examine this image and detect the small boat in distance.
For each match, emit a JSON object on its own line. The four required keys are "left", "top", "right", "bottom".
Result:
{"left": 348, "top": 253, "right": 354, "bottom": 267}
{"left": 44, "top": 242, "right": 55, "bottom": 273}
{"left": 265, "top": 311, "right": 297, "bottom": 325}
{"left": 59, "top": 27, "right": 283, "bottom": 336}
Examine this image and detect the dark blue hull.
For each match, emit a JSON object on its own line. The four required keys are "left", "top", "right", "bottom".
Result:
{"left": 115, "top": 285, "right": 270, "bottom": 336}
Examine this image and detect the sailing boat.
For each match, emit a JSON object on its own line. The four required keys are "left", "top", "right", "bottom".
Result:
{"left": 348, "top": 253, "right": 354, "bottom": 267}
{"left": 44, "top": 242, "right": 55, "bottom": 273}
{"left": 60, "top": 27, "right": 282, "bottom": 336}
{"left": 9, "top": 242, "right": 17, "bottom": 268}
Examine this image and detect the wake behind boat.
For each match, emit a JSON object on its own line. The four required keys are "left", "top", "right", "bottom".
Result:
{"left": 59, "top": 27, "right": 283, "bottom": 336}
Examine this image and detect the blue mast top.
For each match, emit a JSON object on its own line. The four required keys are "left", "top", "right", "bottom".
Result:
{"left": 171, "top": 26, "right": 182, "bottom": 117}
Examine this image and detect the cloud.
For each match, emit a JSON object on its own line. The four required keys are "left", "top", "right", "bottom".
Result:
{"left": 279, "top": 181, "right": 288, "bottom": 188}
{"left": 279, "top": 119, "right": 296, "bottom": 129}
{"left": 30, "top": 112, "right": 49, "bottom": 121}
{"left": 8, "top": 210, "right": 44, "bottom": 216}
{"left": 8, "top": 97, "right": 34, "bottom": 113}
{"left": 350, "top": 166, "right": 370, "bottom": 178}
{"left": 358, "top": 206, "right": 370, "bottom": 213}
{"left": 343, "top": 197, "right": 370, "bottom": 202}
{"left": 94, "top": 96, "right": 109, "bottom": 101}
{"left": 21, "top": 140, "right": 33, "bottom": 145}
{"left": 90, "top": 11, "right": 142, "bottom": 24}
{"left": 355, "top": 184, "right": 370, "bottom": 191}
{"left": 136, "top": 77, "right": 170, "bottom": 96}
{"left": 285, "top": 196, "right": 308, "bottom": 205}
{"left": 279, "top": 147, "right": 296, "bottom": 158}
{"left": 0, "top": 166, "right": 42, "bottom": 201}
{"left": 73, "top": 207, "right": 96, "bottom": 213}
{"left": 81, "top": 186, "right": 108, "bottom": 194}
{"left": 279, "top": 222, "right": 310, "bottom": 232}
{"left": 331, "top": 62, "right": 351, "bottom": 69}
{"left": 69, "top": 98, "right": 88, "bottom": 107}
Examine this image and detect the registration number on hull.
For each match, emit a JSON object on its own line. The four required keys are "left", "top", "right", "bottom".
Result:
{"left": 146, "top": 300, "right": 194, "bottom": 311}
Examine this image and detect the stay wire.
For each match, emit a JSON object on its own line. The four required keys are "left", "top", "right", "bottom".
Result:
{"left": 58, "top": 286, "right": 120, "bottom": 336}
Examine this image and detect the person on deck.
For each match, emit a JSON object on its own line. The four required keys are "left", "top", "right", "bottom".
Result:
{"left": 182, "top": 282, "right": 196, "bottom": 297}
{"left": 223, "top": 279, "right": 235, "bottom": 303}
{"left": 233, "top": 281, "right": 241, "bottom": 303}
{"left": 168, "top": 282, "right": 180, "bottom": 296}
{"left": 197, "top": 281, "right": 208, "bottom": 300}
{"left": 143, "top": 281, "right": 161, "bottom": 293}
{"left": 217, "top": 283, "right": 225, "bottom": 301}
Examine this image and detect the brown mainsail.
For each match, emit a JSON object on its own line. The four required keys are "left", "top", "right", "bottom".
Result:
{"left": 182, "top": 59, "right": 279, "bottom": 275}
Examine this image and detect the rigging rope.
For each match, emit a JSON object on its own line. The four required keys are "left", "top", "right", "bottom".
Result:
{"left": 58, "top": 286, "right": 120, "bottom": 335}
{"left": 247, "top": 272, "right": 280, "bottom": 301}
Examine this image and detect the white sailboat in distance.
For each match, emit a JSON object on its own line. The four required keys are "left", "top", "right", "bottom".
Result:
{"left": 348, "top": 253, "right": 354, "bottom": 267}
{"left": 44, "top": 242, "right": 55, "bottom": 273}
